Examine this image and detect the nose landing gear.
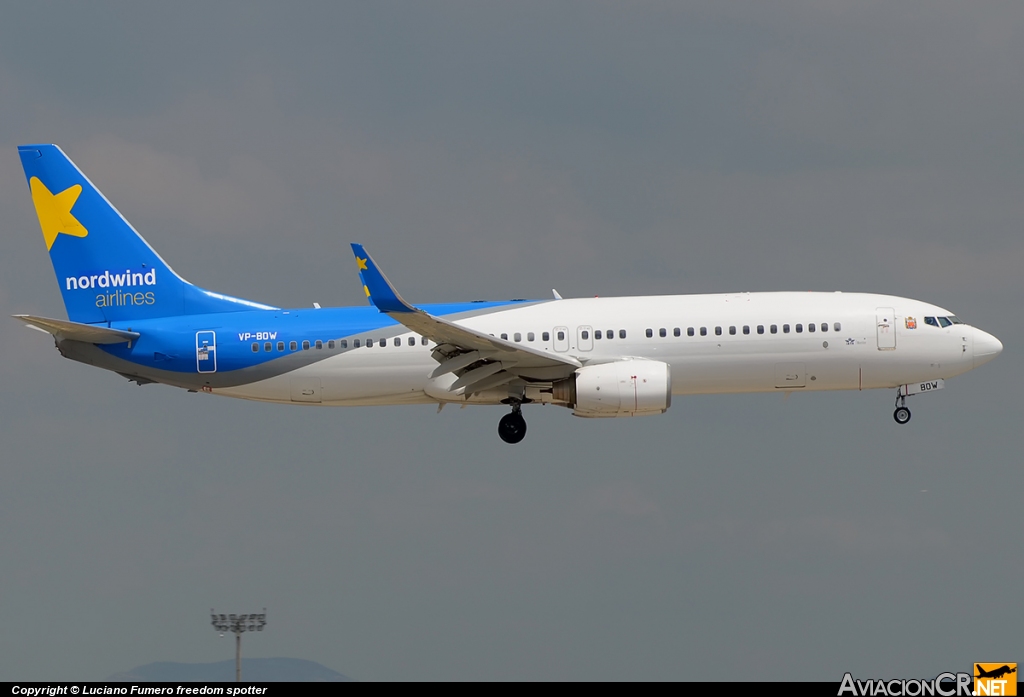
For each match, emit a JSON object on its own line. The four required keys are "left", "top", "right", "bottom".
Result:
{"left": 891, "top": 381, "right": 944, "bottom": 424}
{"left": 498, "top": 398, "right": 528, "bottom": 444}
{"left": 893, "top": 391, "right": 911, "bottom": 425}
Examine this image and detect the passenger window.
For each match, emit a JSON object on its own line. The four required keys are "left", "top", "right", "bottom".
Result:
{"left": 394, "top": 338, "right": 400, "bottom": 347}
{"left": 770, "top": 325, "right": 777, "bottom": 334}
{"left": 341, "top": 339, "right": 348, "bottom": 348}
{"left": 659, "top": 328, "right": 667, "bottom": 337}
{"left": 353, "top": 339, "right": 360, "bottom": 348}
{"left": 673, "top": 328, "right": 681, "bottom": 337}
{"left": 379, "top": 338, "right": 385, "bottom": 346}
{"left": 715, "top": 326, "right": 722, "bottom": 336}
{"left": 366, "top": 338, "right": 373, "bottom": 347}
{"left": 938, "top": 317, "right": 952, "bottom": 328}
{"left": 743, "top": 326, "right": 750, "bottom": 335}
{"left": 543, "top": 331, "right": 551, "bottom": 341}
{"left": 264, "top": 342, "right": 272, "bottom": 352}
{"left": 729, "top": 326, "right": 736, "bottom": 335}
{"left": 581, "top": 330, "right": 589, "bottom": 340}
{"left": 251, "top": 343, "right": 259, "bottom": 352}
{"left": 834, "top": 322, "right": 841, "bottom": 332}
{"left": 821, "top": 323, "right": 828, "bottom": 332}
{"left": 595, "top": 330, "right": 602, "bottom": 340}
{"left": 527, "top": 332, "right": 535, "bottom": 341}
{"left": 558, "top": 330, "right": 566, "bottom": 340}
{"left": 302, "top": 340, "right": 310, "bottom": 350}
{"left": 619, "top": 330, "right": 626, "bottom": 339}
{"left": 687, "top": 327, "right": 695, "bottom": 336}
{"left": 646, "top": 328, "right": 653, "bottom": 338}
{"left": 783, "top": 324, "right": 790, "bottom": 333}
{"left": 407, "top": 337, "right": 415, "bottom": 346}
{"left": 277, "top": 341, "right": 285, "bottom": 351}
{"left": 500, "top": 333, "right": 508, "bottom": 340}
{"left": 328, "top": 340, "right": 336, "bottom": 349}
{"left": 700, "top": 327, "right": 707, "bottom": 336}
{"left": 421, "top": 336, "right": 428, "bottom": 345}
{"left": 290, "top": 341, "right": 297, "bottom": 351}
{"left": 315, "top": 340, "right": 323, "bottom": 349}
{"left": 757, "top": 325, "right": 764, "bottom": 334}
{"left": 795, "top": 324, "right": 803, "bottom": 333}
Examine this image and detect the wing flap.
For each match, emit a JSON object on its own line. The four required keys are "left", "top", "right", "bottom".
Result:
{"left": 13, "top": 314, "right": 140, "bottom": 344}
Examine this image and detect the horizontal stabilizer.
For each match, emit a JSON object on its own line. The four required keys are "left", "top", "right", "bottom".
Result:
{"left": 13, "top": 314, "right": 140, "bottom": 344}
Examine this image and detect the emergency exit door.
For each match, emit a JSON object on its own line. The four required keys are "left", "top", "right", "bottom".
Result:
{"left": 577, "top": 325, "right": 593, "bottom": 351}
{"left": 553, "top": 326, "right": 570, "bottom": 352}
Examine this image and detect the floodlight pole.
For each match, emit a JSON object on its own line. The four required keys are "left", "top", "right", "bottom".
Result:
{"left": 210, "top": 608, "right": 267, "bottom": 682}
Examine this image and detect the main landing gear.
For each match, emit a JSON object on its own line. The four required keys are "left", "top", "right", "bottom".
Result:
{"left": 498, "top": 398, "right": 529, "bottom": 444}
{"left": 893, "top": 391, "right": 911, "bottom": 425}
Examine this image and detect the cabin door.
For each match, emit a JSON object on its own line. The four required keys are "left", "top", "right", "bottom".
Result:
{"left": 196, "top": 331, "right": 217, "bottom": 373}
{"left": 876, "top": 308, "right": 896, "bottom": 350}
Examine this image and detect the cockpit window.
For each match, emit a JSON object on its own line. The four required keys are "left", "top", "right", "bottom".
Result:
{"left": 947, "top": 316, "right": 963, "bottom": 324}
{"left": 924, "top": 317, "right": 939, "bottom": 327}
{"left": 937, "top": 317, "right": 952, "bottom": 328}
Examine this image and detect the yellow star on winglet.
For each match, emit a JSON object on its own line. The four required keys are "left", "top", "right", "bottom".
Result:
{"left": 356, "top": 257, "right": 368, "bottom": 271}
{"left": 30, "top": 177, "right": 88, "bottom": 251}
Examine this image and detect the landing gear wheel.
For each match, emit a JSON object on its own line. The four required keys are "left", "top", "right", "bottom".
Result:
{"left": 893, "top": 406, "right": 911, "bottom": 425}
{"left": 498, "top": 412, "right": 527, "bottom": 444}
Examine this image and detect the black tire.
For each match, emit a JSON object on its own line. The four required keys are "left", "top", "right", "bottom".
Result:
{"left": 498, "top": 413, "right": 527, "bottom": 444}
{"left": 893, "top": 407, "right": 911, "bottom": 425}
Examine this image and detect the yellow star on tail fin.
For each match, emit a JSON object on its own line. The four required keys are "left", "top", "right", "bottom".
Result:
{"left": 30, "top": 177, "right": 88, "bottom": 251}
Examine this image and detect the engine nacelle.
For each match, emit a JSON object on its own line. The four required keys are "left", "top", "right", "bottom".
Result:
{"left": 552, "top": 359, "right": 672, "bottom": 418}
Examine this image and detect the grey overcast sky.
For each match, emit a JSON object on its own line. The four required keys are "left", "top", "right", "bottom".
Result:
{"left": 0, "top": 1, "right": 1020, "bottom": 681}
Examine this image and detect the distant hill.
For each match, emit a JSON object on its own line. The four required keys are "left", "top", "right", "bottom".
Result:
{"left": 108, "top": 658, "right": 352, "bottom": 682}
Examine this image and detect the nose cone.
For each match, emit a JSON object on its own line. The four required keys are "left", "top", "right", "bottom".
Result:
{"left": 974, "top": 328, "right": 1003, "bottom": 368}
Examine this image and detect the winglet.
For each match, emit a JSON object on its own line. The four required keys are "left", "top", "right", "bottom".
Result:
{"left": 350, "top": 244, "right": 416, "bottom": 314}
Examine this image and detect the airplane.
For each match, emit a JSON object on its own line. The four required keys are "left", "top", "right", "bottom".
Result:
{"left": 975, "top": 665, "right": 1016, "bottom": 680}
{"left": 13, "top": 144, "right": 1003, "bottom": 444}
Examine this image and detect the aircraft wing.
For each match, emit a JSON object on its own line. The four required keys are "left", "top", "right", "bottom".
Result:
{"left": 350, "top": 244, "right": 579, "bottom": 395}
{"left": 13, "top": 314, "right": 140, "bottom": 344}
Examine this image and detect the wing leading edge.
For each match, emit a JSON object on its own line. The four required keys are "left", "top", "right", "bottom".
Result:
{"left": 350, "top": 244, "right": 578, "bottom": 396}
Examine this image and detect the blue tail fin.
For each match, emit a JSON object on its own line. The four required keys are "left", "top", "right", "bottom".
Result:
{"left": 18, "top": 144, "right": 275, "bottom": 324}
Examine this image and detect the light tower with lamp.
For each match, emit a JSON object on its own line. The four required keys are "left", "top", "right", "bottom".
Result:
{"left": 210, "top": 608, "right": 267, "bottom": 682}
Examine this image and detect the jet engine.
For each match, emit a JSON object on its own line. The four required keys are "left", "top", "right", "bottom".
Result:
{"left": 551, "top": 359, "right": 671, "bottom": 417}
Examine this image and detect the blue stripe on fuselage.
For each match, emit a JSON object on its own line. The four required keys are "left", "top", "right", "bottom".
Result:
{"left": 98, "top": 300, "right": 537, "bottom": 374}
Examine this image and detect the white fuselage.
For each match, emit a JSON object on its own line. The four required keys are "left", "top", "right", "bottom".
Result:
{"left": 216, "top": 292, "right": 1001, "bottom": 407}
